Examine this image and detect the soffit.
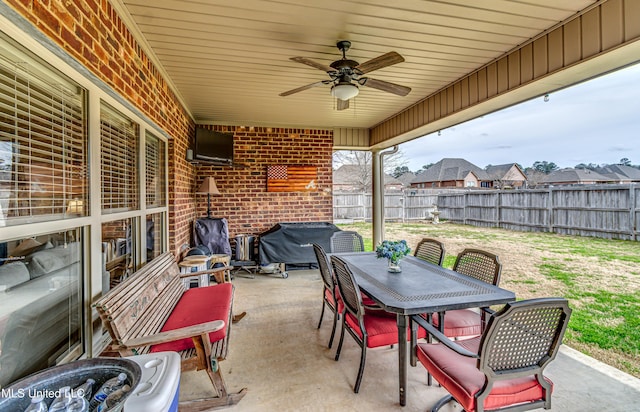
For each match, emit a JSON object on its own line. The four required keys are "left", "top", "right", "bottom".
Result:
{"left": 115, "top": 0, "right": 598, "bottom": 129}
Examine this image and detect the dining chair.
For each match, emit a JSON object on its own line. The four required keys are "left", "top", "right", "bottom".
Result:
{"left": 330, "top": 255, "right": 403, "bottom": 393}
{"left": 329, "top": 230, "right": 384, "bottom": 310}
{"left": 413, "top": 238, "right": 446, "bottom": 266}
{"left": 412, "top": 297, "right": 571, "bottom": 412}
{"left": 312, "top": 243, "right": 342, "bottom": 349}
{"left": 432, "top": 248, "right": 502, "bottom": 339}
{"left": 330, "top": 231, "right": 364, "bottom": 253}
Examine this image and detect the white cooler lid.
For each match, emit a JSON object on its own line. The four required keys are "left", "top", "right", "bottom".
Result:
{"left": 124, "top": 351, "right": 181, "bottom": 412}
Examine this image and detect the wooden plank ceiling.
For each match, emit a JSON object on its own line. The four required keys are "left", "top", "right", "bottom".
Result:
{"left": 114, "top": 0, "right": 598, "bottom": 129}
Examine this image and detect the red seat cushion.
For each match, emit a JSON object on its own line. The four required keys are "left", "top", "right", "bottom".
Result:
{"left": 150, "top": 283, "right": 232, "bottom": 353}
{"left": 325, "top": 287, "right": 344, "bottom": 313}
{"left": 416, "top": 337, "right": 552, "bottom": 411}
{"left": 345, "top": 313, "right": 426, "bottom": 347}
{"left": 432, "top": 309, "right": 482, "bottom": 337}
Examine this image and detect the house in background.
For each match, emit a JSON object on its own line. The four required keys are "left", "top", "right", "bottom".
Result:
{"left": 396, "top": 172, "right": 417, "bottom": 188}
{"left": 485, "top": 163, "right": 528, "bottom": 189}
{"left": 595, "top": 164, "right": 640, "bottom": 183}
{"left": 333, "top": 165, "right": 403, "bottom": 192}
{"left": 542, "top": 168, "right": 612, "bottom": 185}
{"left": 410, "top": 158, "right": 492, "bottom": 189}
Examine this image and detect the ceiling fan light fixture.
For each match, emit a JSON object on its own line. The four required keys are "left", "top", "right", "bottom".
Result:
{"left": 331, "top": 83, "right": 359, "bottom": 100}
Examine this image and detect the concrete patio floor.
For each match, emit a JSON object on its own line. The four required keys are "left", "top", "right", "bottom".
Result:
{"left": 180, "top": 269, "right": 640, "bottom": 411}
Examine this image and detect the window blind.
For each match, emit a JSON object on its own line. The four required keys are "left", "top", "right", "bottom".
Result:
{"left": 0, "top": 35, "right": 87, "bottom": 226}
{"left": 145, "top": 131, "right": 166, "bottom": 208}
{"left": 100, "top": 102, "right": 139, "bottom": 213}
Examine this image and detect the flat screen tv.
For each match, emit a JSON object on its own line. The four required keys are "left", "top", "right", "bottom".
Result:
{"left": 194, "top": 127, "right": 234, "bottom": 165}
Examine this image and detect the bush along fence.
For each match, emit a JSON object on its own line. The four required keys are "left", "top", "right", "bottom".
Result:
{"left": 334, "top": 184, "right": 640, "bottom": 241}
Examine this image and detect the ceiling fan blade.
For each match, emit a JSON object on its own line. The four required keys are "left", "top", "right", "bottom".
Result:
{"left": 279, "top": 81, "right": 327, "bottom": 97}
{"left": 361, "top": 77, "right": 411, "bottom": 96}
{"left": 337, "top": 99, "right": 350, "bottom": 111}
{"left": 356, "top": 51, "right": 404, "bottom": 74}
{"left": 290, "top": 57, "right": 336, "bottom": 73}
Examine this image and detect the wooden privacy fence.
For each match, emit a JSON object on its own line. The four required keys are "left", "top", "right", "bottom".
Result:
{"left": 334, "top": 184, "right": 640, "bottom": 241}
{"left": 437, "top": 184, "right": 640, "bottom": 241}
{"left": 333, "top": 190, "right": 455, "bottom": 222}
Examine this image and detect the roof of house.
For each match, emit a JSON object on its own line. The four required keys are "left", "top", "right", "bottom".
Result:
{"left": 411, "top": 158, "right": 490, "bottom": 184}
{"left": 595, "top": 164, "right": 640, "bottom": 181}
{"left": 396, "top": 172, "right": 416, "bottom": 186}
{"left": 485, "top": 163, "right": 524, "bottom": 180}
{"left": 333, "top": 165, "right": 402, "bottom": 187}
{"left": 542, "top": 168, "right": 611, "bottom": 184}
{"left": 333, "top": 165, "right": 365, "bottom": 186}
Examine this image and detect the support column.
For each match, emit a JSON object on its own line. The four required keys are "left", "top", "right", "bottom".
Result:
{"left": 372, "top": 149, "right": 383, "bottom": 248}
{"left": 372, "top": 146, "right": 398, "bottom": 248}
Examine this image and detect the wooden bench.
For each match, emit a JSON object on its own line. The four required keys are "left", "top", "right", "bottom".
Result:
{"left": 94, "top": 252, "right": 246, "bottom": 411}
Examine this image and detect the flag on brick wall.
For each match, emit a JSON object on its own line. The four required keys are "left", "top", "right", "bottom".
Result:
{"left": 267, "top": 165, "right": 318, "bottom": 192}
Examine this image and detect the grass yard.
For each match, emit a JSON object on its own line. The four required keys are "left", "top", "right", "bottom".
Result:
{"left": 336, "top": 221, "right": 640, "bottom": 378}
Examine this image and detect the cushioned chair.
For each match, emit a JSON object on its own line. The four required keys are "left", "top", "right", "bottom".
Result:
{"left": 313, "top": 243, "right": 342, "bottom": 348}
{"left": 330, "top": 231, "right": 364, "bottom": 253}
{"left": 412, "top": 297, "right": 571, "bottom": 412}
{"left": 331, "top": 255, "right": 418, "bottom": 393}
{"left": 329, "top": 230, "right": 384, "bottom": 310}
{"left": 432, "top": 248, "right": 502, "bottom": 338}
{"left": 414, "top": 238, "right": 446, "bottom": 266}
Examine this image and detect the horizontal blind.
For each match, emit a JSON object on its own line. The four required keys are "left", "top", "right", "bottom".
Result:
{"left": 145, "top": 131, "right": 166, "bottom": 208}
{"left": 0, "top": 35, "right": 87, "bottom": 226}
{"left": 100, "top": 102, "right": 139, "bottom": 213}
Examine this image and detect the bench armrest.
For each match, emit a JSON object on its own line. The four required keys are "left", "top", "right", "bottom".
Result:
{"left": 179, "top": 266, "right": 230, "bottom": 280}
{"left": 115, "top": 319, "right": 226, "bottom": 349}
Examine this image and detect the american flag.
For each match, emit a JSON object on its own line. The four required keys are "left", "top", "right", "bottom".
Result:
{"left": 267, "top": 165, "right": 318, "bottom": 192}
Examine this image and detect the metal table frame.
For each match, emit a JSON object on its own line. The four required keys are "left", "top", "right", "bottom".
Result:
{"left": 336, "top": 252, "right": 516, "bottom": 407}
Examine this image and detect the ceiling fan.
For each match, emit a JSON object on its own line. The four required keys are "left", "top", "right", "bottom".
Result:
{"left": 280, "top": 41, "right": 411, "bottom": 110}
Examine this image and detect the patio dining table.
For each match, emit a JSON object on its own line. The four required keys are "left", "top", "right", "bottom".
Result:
{"left": 335, "top": 252, "right": 516, "bottom": 406}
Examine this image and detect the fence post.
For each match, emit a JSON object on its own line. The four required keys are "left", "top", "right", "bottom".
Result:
{"left": 630, "top": 184, "right": 636, "bottom": 241}
{"left": 463, "top": 192, "right": 468, "bottom": 225}
{"left": 496, "top": 191, "right": 501, "bottom": 228}
{"left": 548, "top": 187, "right": 554, "bottom": 233}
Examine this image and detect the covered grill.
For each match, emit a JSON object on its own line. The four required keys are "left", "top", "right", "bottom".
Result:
{"left": 259, "top": 222, "right": 341, "bottom": 267}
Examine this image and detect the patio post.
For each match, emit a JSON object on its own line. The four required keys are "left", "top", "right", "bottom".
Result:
{"left": 372, "top": 146, "right": 398, "bottom": 247}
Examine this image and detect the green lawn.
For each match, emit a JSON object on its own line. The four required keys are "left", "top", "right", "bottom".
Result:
{"left": 337, "top": 221, "right": 640, "bottom": 377}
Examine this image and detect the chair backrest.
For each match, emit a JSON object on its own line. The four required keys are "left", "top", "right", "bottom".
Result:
{"left": 330, "top": 231, "right": 365, "bottom": 253}
{"left": 330, "top": 256, "right": 364, "bottom": 319}
{"left": 312, "top": 243, "right": 335, "bottom": 292}
{"left": 414, "top": 238, "right": 445, "bottom": 266}
{"left": 452, "top": 248, "right": 501, "bottom": 285}
{"left": 477, "top": 298, "right": 571, "bottom": 400}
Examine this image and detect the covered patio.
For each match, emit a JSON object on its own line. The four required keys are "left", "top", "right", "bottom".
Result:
{"left": 182, "top": 270, "right": 640, "bottom": 411}
{"left": 0, "top": 0, "right": 639, "bottom": 408}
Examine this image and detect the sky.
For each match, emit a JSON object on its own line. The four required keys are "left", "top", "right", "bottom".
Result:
{"left": 400, "top": 62, "right": 640, "bottom": 172}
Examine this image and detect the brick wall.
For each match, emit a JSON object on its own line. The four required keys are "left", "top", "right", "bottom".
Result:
{"left": 194, "top": 126, "right": 334, "bottom": 241}
{"left": 5, "top": 0, "right": 335, "bottom": 256}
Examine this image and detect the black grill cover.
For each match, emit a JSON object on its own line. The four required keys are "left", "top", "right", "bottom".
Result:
{"left": 193, "top": 217, "right": 232, "bottom": 256}
{"left": 259, "top": 222, "right": 341, "bottom": 265}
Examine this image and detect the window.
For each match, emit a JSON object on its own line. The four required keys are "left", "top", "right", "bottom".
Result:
{"left": 145, "top": 131, "right": 166, "bottom": 208}
{"left": 146, "top": 212, "right": 165, "bottom": 261}
{"left": 100, "top": 102, "right": 139, "bottom": 213}
{"left": 0, "top": 229, "right": 84, "bottom": 386}
{"left": 102, "top": 218, "right": 135, "bottom": 292}
{"left": 0, "top": 34, "right": 88, "bottom": 226}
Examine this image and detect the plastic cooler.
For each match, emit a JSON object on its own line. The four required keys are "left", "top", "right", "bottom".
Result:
{"left": 124, "top": 352, "right": 181, "bottom": 412}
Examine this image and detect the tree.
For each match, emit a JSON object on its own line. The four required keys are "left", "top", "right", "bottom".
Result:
{"left": 619, "top": 158, "right": 631, "bottom": 166}
{"left": 419, "top": 163, "right": 434, "bottom": 172}
{"left": 575, "top": 163, "right": 598, "bottom": 170}
{"left": 532, "top": 161, "right": 559, "bottom": 174}
{"left": 333, "top": 149, "right": 408, "bottom": 191}
{"left": 392, "top": 166, "right": 410, "bottom": 178}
